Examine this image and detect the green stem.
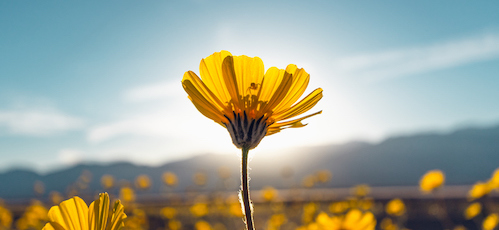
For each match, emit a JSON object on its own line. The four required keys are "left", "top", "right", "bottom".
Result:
{"left": 241, "top": 147, "right": 255, "bottom": 230}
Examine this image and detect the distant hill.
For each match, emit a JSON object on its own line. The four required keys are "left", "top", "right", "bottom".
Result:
{"left": 1, "top": 124, "right": 498, "bottom": 200}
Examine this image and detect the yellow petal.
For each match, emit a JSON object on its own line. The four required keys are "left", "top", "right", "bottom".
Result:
{"left": 89, "top": 193, "right": 110, "bottom": 230}
{"left": 272, "top": 64, "right": 310, "bottom": 113}
{"left": 260, "top": 68, "right": 293, "bottom": 113}
{"left": 199, "top": 50, "right": 233, "bottom": 104}
{"left": 273, "top": 88, "right": 323, "bottom": 121}
{"left": 182, "top": 71, "right": 227, "bottom": 111}
{"left": 107, "top": 200, "right": 127, "bottom": 230}
{"left": 48, "top": 196, "right": 89, "bottom": 230}
{"left": 232, "top": 55, "right": 264, "bottom": 99}
{"left": 268, "top": 110, "right": 322, "bottom": 135}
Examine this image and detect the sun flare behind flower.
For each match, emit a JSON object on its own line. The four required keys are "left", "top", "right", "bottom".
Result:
{"left": 181, "top": 50, "right": 323, "bottom": 150}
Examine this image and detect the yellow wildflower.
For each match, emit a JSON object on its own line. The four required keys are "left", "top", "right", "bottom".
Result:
{"left": 193, "top": 172, "right": 208, "bottom": 186}
{"left": 181, "top": 50, "right": 323, "bottom": 150}
{"left": 195, "top": 221, "right": 212, "bottom": 230}
{"left": 261, "top": 186, "right": 278, "bottom": 202}
{"left": 190, "top": 203, "right": 209, "bottom": 217}
{"left": 135, "top": 175, "right": 151, "bottom": 190}
{"left": 101, "top": 175, "right": 115, "bottom": 189}
{"left": 316, "top": 170, "right": 333, "bottom": 184}
{"left": 489, "top": 168, "right": 499, "bottom": 190}
{"left": 352, "top": 184, "right": 371, "bottom": 197}
{"left": 42, "top": 193, "right": 126, "bottom": 230}
{"left": 468, "top": 181, "right": 491, "bottom": 201}
{"left": 160, "top": 207, "right": 177, "bottom": 219}
{"left": 0, "top": 202, "right": 12, "bottom": 230}
{"left": 483, "top": 213, "right": 499, "bottom": 230}
{"left": 162, "top": 172, "right": 178, "bottom": 187}
{"left": 315, "top": 210, "right": 376, "bottom": 230}
{"left": 464, "top": 202, "right": 482, "bottom": 220}
{"left": 419, "top": 170, "right": 445, "bottom": 193}
{"left": 119, "top": 186, "right": 136, "bottom": 203}
{"left": 385, "top": 198, "right": 406, "bottom": 216}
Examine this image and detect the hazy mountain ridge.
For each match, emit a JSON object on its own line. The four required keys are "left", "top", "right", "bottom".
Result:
{"left": 1, "top": 125, "right": 498, "bottom": 199}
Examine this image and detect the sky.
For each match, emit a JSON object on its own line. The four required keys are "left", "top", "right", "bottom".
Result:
{"left": 1, "top": 1, "right": 499, "bottom": 173}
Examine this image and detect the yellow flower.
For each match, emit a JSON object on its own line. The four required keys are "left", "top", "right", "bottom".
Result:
{"left": 352, "top": 184, "right": 371, "bottom": 197}
{"left": 43, "top": 193, "right": 126, "bottom": 230}
{"left": 101, "top": 175, "right": 115, "bottom": 189}
{"left": 119, "top": 187, "right": 136, "bottom": 203}
{"left": 261, "top": 186, "right": 278, "bottom": 202}
{"left": 489, "top": 168, "right": 499, "bottom": 190}
{"left": 316, "top": 170, "right": 333, "bottom": 184}
{"left": 419, "top": 170, "right": 445, "bottom": 193}
{"left": 135, "top": 175, "right": 152, "bottom": 190}
{"left": 182, "top": 51, "right": 323, "bottom": 150}
{"left": 315, "top": 210, "right": 376, "bottom": 230}
{"left": 483, "top": 213, "right": 499, "bottom": 230}
{"left": 468, "top": 181, "right": 491, "bottom": 201}
{"left": 464, "top": 202, "right": 481, "bottom": 220}
{"left": 195, "top": 221, "right": 212, "bottom": 230}
{"left": 160, "top": 207, "right": 177, "bottom": 219}
{"left": 385, "top": 198, "right": 406, "bottom": 216}
{"left": 0, "top": 202, "right": 13, "bottom": 230}
{"left": 162, "top": 172, "right": 178, "bottom": 187}
{"left": 329, "top": 201, "right": 349, "bottom": 214}
{"left": 190, "top": 203, "right": 209, "bottom": 217}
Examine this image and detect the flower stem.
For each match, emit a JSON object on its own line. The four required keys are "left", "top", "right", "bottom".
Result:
{"left": 241, "top": 147, "right": 255, "bottom": 230}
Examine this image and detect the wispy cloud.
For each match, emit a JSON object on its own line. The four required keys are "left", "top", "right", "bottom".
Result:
{"left": 0, "top": 108, "right": 84, "bottom": 136}
{"left": 124, "top": 80, "right": 183, "bottom": 103}
{"left": 332, "top": 33, "right": 499, "bottom": 82}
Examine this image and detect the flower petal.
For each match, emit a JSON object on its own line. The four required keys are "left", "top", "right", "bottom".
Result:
{"left": 273, "top": 88, "right": 323, "bottom": 121}
{"left": 47, "top": 197, "right": 89, "bottom": 230}
{"left": 89, "top": 193, "right": 110, "bottom": 230}
{"left": 259, "top": 67, "right": 293, "bottom": 114}
{"left": 272, "top": 65, "right": 310, "bottom": 113}
{"left": 199, "top": 51, "right": 233, "bottom": 104}
{"left": 267, "top": 110, "right": 322, "bottom": 135}
{"left": 107, "top": 200, "right": 127, "bottom": 230}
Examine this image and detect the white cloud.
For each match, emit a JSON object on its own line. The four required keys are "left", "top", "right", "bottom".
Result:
{"left": 124, "top": 80, "right": 183, "bottom": 103}
{"left": 332, "top": 33, "right": 499, "bottom": 82}
{"left": 58, "top": 149, "right": 84, "bottom": 166}
{"left": 0, "top": 109, "right": 84, "bottom": 136}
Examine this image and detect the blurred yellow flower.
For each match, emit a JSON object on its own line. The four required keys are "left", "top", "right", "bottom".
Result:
{"left": 302, "top": 175, "right": 317, "bottom": 188}
{"left": 464, "top": 202, "right": 482, "bottom": 220}
{"left": 195, "top": 221, "right": 212, "bottom": 230}
{"left": 329, "top": 201, "right": 349, "bottom": 214}
{"left": 125, "top": 209, "right": 148, "bottom": 230}
{"left": 193, "top": 172, "right": 208, "bottom": 186}
{"left": 316, "top": 170, "right": 333, "bottom": 184}
{"left": 419, "top": 170, "right": 445, "bottom": 193}
{"left": 385, "top": 198, "right": 406, "bottom": 216}
{"left": 168, "top": 220, "right": 182, "bottom": 230}
{"left": 315, "top": 210, "right": 376, "bottom": 230}
{"left": 267, "top": 213, "right": 287, "bottom": 229}
{"left": 352, "top": 184, "right": 371, "bottom": 197}
{"left": 380, "top": 218, "right": 397, "bottom": 230}
{"left": 468, "top": 181, "right": 491, "bottom": 201}
{"left": 42, "top": 193, "right": 126, "bottom": 230}
{"left": 17, "top": 200, "right": 48, "bottom": 230}
{"left": 135, "top": 175, "right": 152, "bottom": 190}
{"left": 262, "top": 186, "right": 278, "bottom": 202}
{"left": 120, "top": 186, "right": 136, "bottom": 203}
{"left": 162, "top": 172, "right": 178, "bottom": 187}
{"left": 101, "top": 175, "right": 115, "bottom": 189}
{"left": 483, "top": 213, "right": 499, "bottom": 230}
{"left": 160, "top": 207, "right": 177, "bottom": 219}
{"left": 181, "top": 50, "right": 323, "bottom": 150}
{"left": 0, "top": 202, "right": 12, "bottom": 230}
{"left": 489, "top": 168, "right": 499, "bottom": 190}
{"left": 190, "top": 203, "right": 209, "bottom": 217}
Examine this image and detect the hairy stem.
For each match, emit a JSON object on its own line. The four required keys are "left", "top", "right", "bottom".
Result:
{"left": 241, "top": 147, "right": 255, "bottom": 230}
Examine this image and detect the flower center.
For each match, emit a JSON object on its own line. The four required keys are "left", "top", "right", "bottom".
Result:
{"left": 223, "top": 111, "right": 271, "bottom": 149}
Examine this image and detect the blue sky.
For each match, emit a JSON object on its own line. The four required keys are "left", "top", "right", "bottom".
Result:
{"left": 1, "top": 1, "right": 499, "bottom": 173}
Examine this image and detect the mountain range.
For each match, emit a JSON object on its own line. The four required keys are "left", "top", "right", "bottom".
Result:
{"left": 1, "top": 124, "right": 498, "bottom": 200}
